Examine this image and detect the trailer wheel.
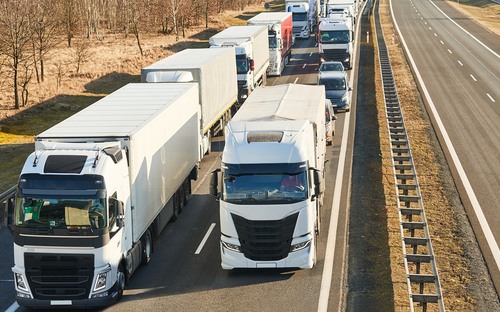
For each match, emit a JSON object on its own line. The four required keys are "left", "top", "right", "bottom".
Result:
{"left": 178, "top": 187, "right": 185, "bottom": 213}
{"left": 141, "top": 229, "right": 152, "bottom": 265}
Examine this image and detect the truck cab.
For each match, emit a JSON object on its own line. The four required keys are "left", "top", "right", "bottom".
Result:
{"left": 318, "top": 18, "right": 354, "bottom": 68}
{"left": 287, "top": 1, "right": 311, "bottom": 39}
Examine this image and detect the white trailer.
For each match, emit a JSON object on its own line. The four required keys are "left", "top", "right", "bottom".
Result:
{"left": 209, "top": 26, "right": 270, "bottom": 104}
{"left": 210, "top": 83, "right": 326, "bottom": 270}
{"left": 12, "top": 83, "right": 200, "bottom": 308}
{"left": 247, "top": 12, "right": 293, "bottom": 76}
{"left": 141, "top": 48, "right": 238, "bottom": 156}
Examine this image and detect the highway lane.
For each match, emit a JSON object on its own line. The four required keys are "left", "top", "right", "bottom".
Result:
{"left": 390, "top": 0, "right": 500, "bottom": 290}
{"left": 102, "top": 36, "right": 353, "bottom": 312}
{"left": 3, "top": 12, "right": 370, "bottom": 309}
{"left": 2, "top": 35, "right": 354, "bottom": 312}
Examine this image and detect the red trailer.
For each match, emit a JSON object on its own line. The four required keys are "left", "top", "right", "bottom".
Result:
{"left": 248, "top": 12, "right": 293, "bottom": 76}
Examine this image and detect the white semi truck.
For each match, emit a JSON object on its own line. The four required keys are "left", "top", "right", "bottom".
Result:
{"left": 247, "top": 12, "right": 293, "bottom": 76}
{"left": 209, "top": 83, "right": 327, "bottom": 270}
{"left": 318, "top": 16, "right": 354, "bottom": 68}
{"left": 286, "top": 0, "right": 311, "bottom": 39}
{"left": 209, "top": 26, "right": 270, "bottom": 104}
{"left": 141, "top": 47, "right": 238, "bottom": 156}
{"left": 12, "top": 83, "right": 200, "bottom": 308}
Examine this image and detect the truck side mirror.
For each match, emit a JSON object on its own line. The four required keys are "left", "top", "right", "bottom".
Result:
{"left": 310, "top": 168, "right": 321, "bottom": 200}
{"left": 210, "top": 169, "right": 221, "bottom": 197}
{"left": 116, "top": 200, "right": 125, "bottom": 229}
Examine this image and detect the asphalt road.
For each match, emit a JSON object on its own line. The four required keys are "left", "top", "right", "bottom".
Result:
{"left": 390, "top": 0, "right": 500, "bottom": 292}
{"left": 1, "top": 34, "right": 357, "bottom": 312}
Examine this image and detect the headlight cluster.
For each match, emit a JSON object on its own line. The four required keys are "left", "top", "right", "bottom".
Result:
{"left": 91, "top": 264, "right": 111, "bottom": 298}
{"left": 340, "top": 94, "right": 349, "bottom": 105}
{"left": 290, "top": 240, "right": 311, "bottom": 252}
{"left": 221, "top": 240, "right": 241, "bottom": 252}
{"left": 15, "top": 272, "right": 32, "bottom": 298}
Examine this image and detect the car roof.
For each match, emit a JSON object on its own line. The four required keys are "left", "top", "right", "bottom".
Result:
{"left": 318, "top": 71, "right": 347, "bottom": 79}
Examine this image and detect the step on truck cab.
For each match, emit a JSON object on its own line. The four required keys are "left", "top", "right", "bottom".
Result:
{"left": 210, "top": 84, "right": 327, "bottom": 269}
{"left": 12, "top": 83, "right": 200, "bottom": 309}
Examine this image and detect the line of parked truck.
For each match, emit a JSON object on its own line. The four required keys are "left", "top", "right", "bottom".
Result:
{"left": 10, "top": 10, "right": 333, "bottom": 309}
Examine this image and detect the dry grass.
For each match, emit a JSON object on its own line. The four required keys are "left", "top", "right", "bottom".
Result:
{"left": 448, "top": 0, "right": 500, "bottom": 37}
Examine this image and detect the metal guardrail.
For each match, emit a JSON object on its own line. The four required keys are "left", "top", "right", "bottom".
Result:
{"left": 373, "top": 1, "right": 445, "bottom": 311}
{"left": 0, "top": 185, "right": 16, "bottom": 228}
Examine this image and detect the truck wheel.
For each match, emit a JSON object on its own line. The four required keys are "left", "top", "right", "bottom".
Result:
{"left": 183, "top": 179, "right": 191, "bottom": 205}
{"left": 179, "top": 187, "right": 185, "bottom": 213}
{"left": 171, "top": 192, "right": 180, "bottom": 222}
{"left": 141, "top": 229, "right": 152, "bottom": 265}
{"left": 115, "top": 264, "right": 126, "bottom": 302}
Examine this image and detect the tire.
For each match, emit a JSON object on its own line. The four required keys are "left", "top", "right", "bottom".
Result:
{"left": 115, "top": 264, "right": 126, "bottom": 302}
{"left": 141, "top": 229, "right": 152, "bottom": 265}
{"left": 183, "top": 179, "right": 190, "bottom": 206}
{"left": 171, "top": 192, "right": 180, "bottom": 222}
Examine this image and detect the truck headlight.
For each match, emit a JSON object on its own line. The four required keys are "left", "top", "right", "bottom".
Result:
{"left": 93, "top": 265, "right": 111, "bottom": 292}
{"left": 15, "top": 273, "right": 29, "bottom": 292}
{"left": 290, "top": 240, "right": 311, "bottom": 252}
{"left": 221, "top": 240, "right": 241, "bottom": 252}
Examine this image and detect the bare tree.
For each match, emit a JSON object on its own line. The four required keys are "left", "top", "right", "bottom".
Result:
{"left": 31, "top": 0, "right": 62, "bottom": 83}
{"left": 0, "top": 0, "right": 34, "bottom": 109}
{"left": 58, "top": 0, "right": 79, "bottom": 47}
{"left": 126, "top": 0, "right": 145, "bottom": 55}
{"left": 72, "top": 39, "right": 92, "bottom": 75}
{"left": 167, "top": 0, "right": 188, "bottom": 41}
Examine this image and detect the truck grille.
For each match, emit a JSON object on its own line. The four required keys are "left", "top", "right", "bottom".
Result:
{"left": 25, "top": 253, "right": 94, "bottom": 300}
{"left": 231, "top": 213, "right": 298, "bottom": 261}
{"left": 322, "top": 48, "right": 349, "bottom": 61}
{"left": 292, "top": 26, "right": 303, "bottom": 34}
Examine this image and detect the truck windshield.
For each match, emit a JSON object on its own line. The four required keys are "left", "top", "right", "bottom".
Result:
{"left": 14, "top": 197, "right": 107, "bottom": 230}
{"left": 236, "top": 55, "right": 249, "bottom": 74}
{"left": 222, "top": 171, "right": 308, "bottom": 204}
{"left": 292, "top": 12, "right": 308, "bottom": 22}
{"left": 268, "top": 31, "right": 278, "bottom": 49}
{"left": 320, "top": 30, "right": 350, "bottom": 43}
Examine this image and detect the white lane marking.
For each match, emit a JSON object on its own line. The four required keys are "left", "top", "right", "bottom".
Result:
{"left": 440, "top": 40, "right": 444, "bottom": 44}
{"left": 294, "top": 77, "right": 299, "bottom": 84}
{"left": 310, "top": 52, "right": 313, "bottom": 57}
{"left": 391, "top": 0, "right": 500, "bottom": 277}
{"left": 470, "top": 74, "right": 477, "bottom": 81}
{"left": 487, "top": 94, "right": 495, "bottom": 102}
{"left": 303, "top": 63, "right": 307, "bottom": 69}
{"left": 458, "top": 60, "right": 463, "bottom": 66}
{"left": 434, "top": 33, "right": 438, "bottom": 37}
{"left": 317, "top": 105, "right": 350, "bottom": 312}
{"left": 428, "top": 0, "right": 500, "bottom": 59}
{"left": 5, "top": 302, "right": 19, "bottom": 312}
{"left": 195, "top": 223, "right": 216, "bottom": 255}
{"left": 448, "top": 49, "right": 452, "bottom": 54}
